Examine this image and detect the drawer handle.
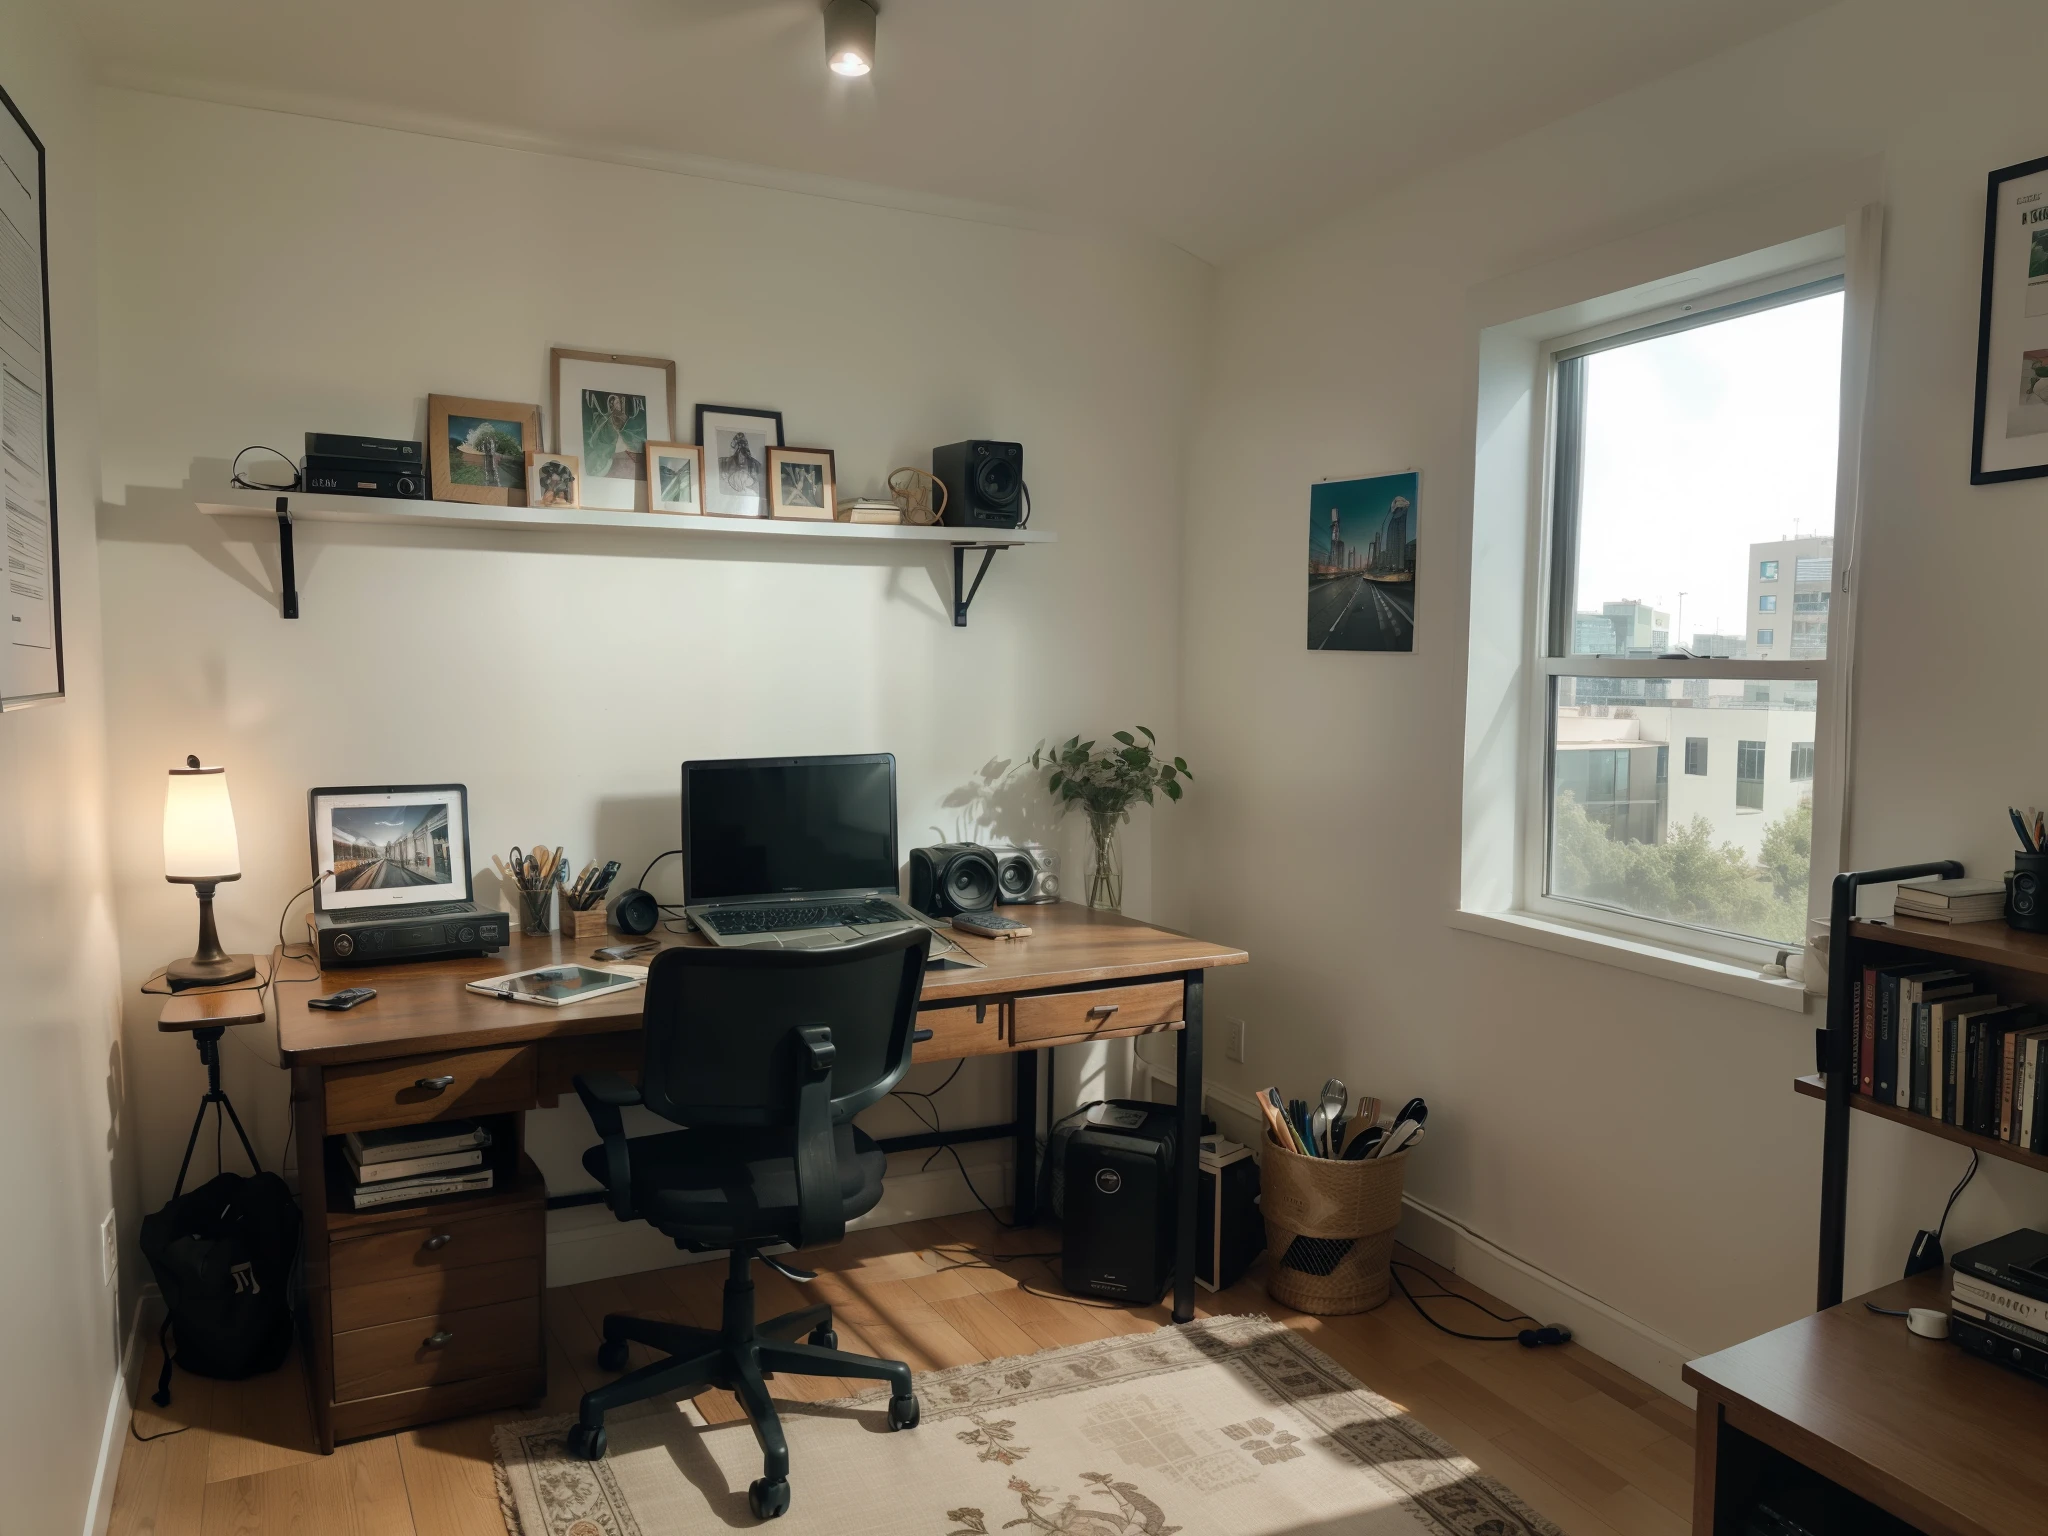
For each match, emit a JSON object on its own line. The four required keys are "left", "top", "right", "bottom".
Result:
{"left": 423, "top": 1329, "right": 455, "bottom": 1349}
{"left": 912, "top": 1028, "right": 933, "bottom": 1043}
{"left": 1086, "top": 1004, "right": 1120, "bottom": 1019}
{"left": 415, "top": 1074, "right": 457, "bottom": 1092}
{"left": 423, "top": 1233, "right": 454, "bottom": 1252}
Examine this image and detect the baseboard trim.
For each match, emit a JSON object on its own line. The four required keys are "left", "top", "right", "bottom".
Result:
{"left": 82, "top": 1288, "right": 159, "bottom": 1536}
{"left": 545, "top": 1149, "right": 1018, "bottom": 1288}
{"left": 1396, "top": 1194, "right": 1698, "bottom": 1405}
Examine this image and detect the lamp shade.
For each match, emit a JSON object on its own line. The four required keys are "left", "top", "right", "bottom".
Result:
{"left": 164, "top": 758, "right": 242, "bottom": 883}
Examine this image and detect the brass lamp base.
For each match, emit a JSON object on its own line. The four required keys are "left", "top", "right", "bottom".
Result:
{"left": 165, "top": 951, "right": 257, "bottom": 991}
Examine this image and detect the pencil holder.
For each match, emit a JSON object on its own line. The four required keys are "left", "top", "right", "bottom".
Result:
{"left": 515, "top": 886, "right": 553, "bottom": 938}
{"left": 559, "top": 898, "right": 608, "bottom": 940}
{"left": 2008, "top": 853, "right": 2048, "bottom": 933}
{"left": 1259, "top": 1138, "right": 1408, "bottom": 1315}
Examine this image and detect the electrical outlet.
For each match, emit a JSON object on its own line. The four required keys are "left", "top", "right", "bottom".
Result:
{"left": 1226, "top": 1018, "right": 1247, "bottom": 1063}
{"left": 100, "top": 1209, "right": 117, "bottom": 1288}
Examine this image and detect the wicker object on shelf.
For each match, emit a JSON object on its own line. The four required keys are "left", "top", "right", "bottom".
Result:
{"left": 1259, "top": 1139, "right": 1408, "bottom": 1314}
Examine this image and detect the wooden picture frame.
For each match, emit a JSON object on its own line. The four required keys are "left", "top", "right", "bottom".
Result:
{"left": 549, "top": 348, "right": 677, "bottom": 512}
{"left": 766, "top": 446, "right": 836, "bottom": 521}
{"left": 1972, "top": 153, "right": 2048, "bottom": 484}
{"left": 428, "top": 395, "right": 544, "bottom": 506}
{"left": 0, "top": 81, "right": 61, "bottom": 707}
{"left": 645, "top": 442, "right": 705, "bottom": 515}
{"left": 695, "top": 404, "right": 785, "bottom": 518}
{"left": 525, "top": 451, "right": 580, "bottom": 509}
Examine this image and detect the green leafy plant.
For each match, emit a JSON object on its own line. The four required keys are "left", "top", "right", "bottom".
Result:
{"left": 1031, "top": 728, "right": 1192, "bottom": 910}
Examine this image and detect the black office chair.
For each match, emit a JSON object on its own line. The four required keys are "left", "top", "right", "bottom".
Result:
{"left": 567, "top": 926, "right": 931, "bottom": 1521}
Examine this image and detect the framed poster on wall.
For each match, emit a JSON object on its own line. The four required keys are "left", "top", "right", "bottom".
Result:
{"left": 1972, "top": 153, "right": 2048, "bottom": 484}
{"left": 0, "top": 81, "right": 61, "bottom": 707}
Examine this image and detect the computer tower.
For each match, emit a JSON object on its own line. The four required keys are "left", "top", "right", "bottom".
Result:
{"left": 1048, "top": 1101, "right": 1180, "bottom": 1303}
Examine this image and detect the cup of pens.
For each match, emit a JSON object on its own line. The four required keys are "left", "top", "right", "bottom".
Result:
{"left": 498, "top": 845, "right": 566, "bottom": 938}
{"left": 559, "top": 858, "right": 617, "bottom": 940}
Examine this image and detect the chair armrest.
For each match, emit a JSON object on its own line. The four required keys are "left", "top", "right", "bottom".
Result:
{"left": 790, "top": 1025, "right": 843, "bottom": 1250}
{"left": 573, "top": 1072, "right": 643, "bottom": 1221}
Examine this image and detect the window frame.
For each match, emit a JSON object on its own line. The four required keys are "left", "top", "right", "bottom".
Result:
{"left": 1519, "top": 262, "right": 1846, "bottom": 966}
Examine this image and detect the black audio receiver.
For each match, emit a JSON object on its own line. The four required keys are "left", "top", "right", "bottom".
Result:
{"left": 311, "top": 907, "right": 508, "bottom": 968}
{"left": 302, "top": 456, "right": 427, "bottom": 499}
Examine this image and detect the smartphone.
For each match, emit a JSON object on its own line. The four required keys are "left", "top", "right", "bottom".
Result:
{"left": 593, "top": 943, "right": 657, "bottom": 961}
{"left": 308, "top": 987, "right": 376, "bottom": 1011}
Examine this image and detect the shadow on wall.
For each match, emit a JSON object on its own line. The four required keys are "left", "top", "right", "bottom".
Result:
{"left": 931, "top": 754, "right": 1062, "bottom": 849}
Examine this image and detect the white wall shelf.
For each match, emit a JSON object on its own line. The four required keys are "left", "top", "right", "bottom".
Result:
{"left": 197, "top": 487, "right": 1051, "bottom": 625}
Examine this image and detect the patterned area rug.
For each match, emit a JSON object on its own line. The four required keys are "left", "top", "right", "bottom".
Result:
{"left": 494, "top": 1315, "right": 1562, "bottom": 1535}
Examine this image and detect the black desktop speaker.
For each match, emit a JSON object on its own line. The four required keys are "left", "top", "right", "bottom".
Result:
{"left": 932, "top": 440, "right": 1024, "bottom": 529}
{"left": 607, "top": 888, "right": 660, "bottom": 936}
{"left": 1047, "top": 1102, "right": 1181, "bottom": 1303}
{"left": 988, "top": 843, "right": 1059, "bottom": 904}
{"left": 2010, "top": 855, "right": 2048, "bottom": 933}
{"left": 908, "top": 843, "right": 999, "bottom": 917}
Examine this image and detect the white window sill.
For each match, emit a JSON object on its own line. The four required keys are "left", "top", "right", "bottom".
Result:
{"left": 1448, "top": 909, "right": 1810, "bottom": 1013}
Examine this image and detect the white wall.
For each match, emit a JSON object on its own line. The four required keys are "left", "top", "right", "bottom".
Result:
{"left": 92, "top": 92, "right": 1207, "bottom": 1230}
{"left": 0, "top": 2, "right": 127, "bottom": 1529}
{"left": 1179, "top": 0, "right": 2048, "bottom": 1369}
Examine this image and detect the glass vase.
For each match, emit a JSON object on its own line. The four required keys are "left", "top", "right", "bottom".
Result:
{"left": 1086, "top": 812, "right": 1124, "bottom": 913}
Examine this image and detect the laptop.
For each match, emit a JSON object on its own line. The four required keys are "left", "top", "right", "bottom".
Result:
{"left": 307, "top": 783, "right": 493, "bottom": 923}
{"left": 681, "top": 754, "right": 941, "bottom": 950}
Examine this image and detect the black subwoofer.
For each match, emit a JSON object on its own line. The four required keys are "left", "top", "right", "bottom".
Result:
{"left": 932, "top": 440, "right": 1024, "bottom": 529}
{"left": 908, "top": 843, "right": 999, "bottom": 917}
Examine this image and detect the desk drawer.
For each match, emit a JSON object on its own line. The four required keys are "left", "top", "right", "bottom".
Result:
{"left": 331, "top": 1204, "right": 544, "bottom": 1291}
{"left": 325, "top": 1046, "right": 536, "bottom": 1133}
{"left": 1012, "top": 981, "right": 1183, "bottom": 1046}
{"left": 333, "top": 1294, "right": 541, "bottom": 1402}
{"left": 914, "top": 1001, "right": 1008, "bottom": 1061}
{"left": 331, "top": 1255, "right": 541, "bottom": 1334}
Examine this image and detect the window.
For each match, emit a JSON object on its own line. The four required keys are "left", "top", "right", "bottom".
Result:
{"left": 1795, "top": 557, "right": 1831, "bottom": 584}
{"left": 1794, "top": 591, "right": 1829, "bottom": 613}
{"left": 1534, "top": 274, "right": 1843, "bottom": 954}
{"left": 1735, "top": 740, "right": 1766, "bottom": 810}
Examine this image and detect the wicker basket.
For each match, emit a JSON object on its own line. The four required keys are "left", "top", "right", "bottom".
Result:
{"left": 1260, "top": 1138, "right": 1408, "bottom": 1314}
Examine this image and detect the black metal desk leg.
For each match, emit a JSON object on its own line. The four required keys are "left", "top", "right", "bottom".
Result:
{"left": 1013, "top": 1047, "right": 1039, "bottom": 1225}
{"left": 1173, "top": 972, "right": 1204, "bottom": 1323}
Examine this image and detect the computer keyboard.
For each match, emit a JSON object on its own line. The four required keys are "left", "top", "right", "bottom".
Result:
{"left": 700, "top": 899, "right": 910, "bottom": 935}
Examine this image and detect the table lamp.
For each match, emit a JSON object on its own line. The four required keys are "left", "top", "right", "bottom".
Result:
{"left": 163, "top": 754, "right": 256, "bottom": 989}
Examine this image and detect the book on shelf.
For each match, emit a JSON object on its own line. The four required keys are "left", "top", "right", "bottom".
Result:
{"left": 350, "top": 1167, "right": 495, "bottom": 1209}
{"left": 344, "top": 1119, "right": 491, "bottom": 1165}
{"left": 1871, "top": 963, "right": 1944, "bottom": 1103}
{"left": 1927, "top": 994, "right": 1995, "bottom": 1122}
{"left": 1895, "top": 875, "right": 2008, "bottom": 923}
{"left": 836, "top": 498, "right": 903, "bottom": 525}
{"left": 1907, "top": 973, "right": 1973, "bottom": 1114}
{"left": 346, "top": 1147, "right": 484, "bottom": 1184}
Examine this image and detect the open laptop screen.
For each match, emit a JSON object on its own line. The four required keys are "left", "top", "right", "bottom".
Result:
{"left": 683, "top": 754, "right": 897, "bottom": 903}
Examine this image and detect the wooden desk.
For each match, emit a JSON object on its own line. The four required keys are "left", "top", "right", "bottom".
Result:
{"left": 1685, "top": 1271, "right": 2048, "bottom": 1535}
{"left": 275, "top": 903, "right": 1246, "bottom": 1449}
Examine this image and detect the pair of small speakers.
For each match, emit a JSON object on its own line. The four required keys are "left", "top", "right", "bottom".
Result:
{"left": 908, "top": 842, "right": 1059, "bottom": 916}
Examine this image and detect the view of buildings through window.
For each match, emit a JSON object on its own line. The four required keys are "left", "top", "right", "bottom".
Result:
{"left": 1546, "top": 286, "right": 1843, "bottom": 947}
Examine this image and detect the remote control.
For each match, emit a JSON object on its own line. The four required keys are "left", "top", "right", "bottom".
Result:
{"left": 952, "top": 911, "right": 1031, "bottom": 938}
{"left": 308, "top": 987, "right": 377, "bottom": 1011}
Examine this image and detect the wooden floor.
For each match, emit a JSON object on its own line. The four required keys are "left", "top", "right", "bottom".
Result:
{"left": 108, "top": 1214, "right": 1695, "bottom": 1536}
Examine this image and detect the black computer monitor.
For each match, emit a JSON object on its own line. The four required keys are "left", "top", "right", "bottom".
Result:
{"left": 682, "top": 754, "right": 898, "bottom": 903}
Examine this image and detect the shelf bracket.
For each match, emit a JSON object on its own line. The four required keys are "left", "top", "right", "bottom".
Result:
{"left": 276, "top": 496, "right": 299, "bottom": 619}
{"left": 952, "top": 543, "right": 1006, "bottom": 627}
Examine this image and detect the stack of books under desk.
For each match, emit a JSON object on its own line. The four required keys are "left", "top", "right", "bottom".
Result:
{"left": 343, "top": 1119, "right": 495, "bottom": 1209}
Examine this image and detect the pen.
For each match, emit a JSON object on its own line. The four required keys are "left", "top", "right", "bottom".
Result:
{"left": 2012, "top": 807, "right": 2036, "bottom": 853}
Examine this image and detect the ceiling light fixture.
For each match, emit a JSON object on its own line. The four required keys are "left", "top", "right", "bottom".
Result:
{"left": 824, "top": 0, "right": 876, "bottom": 77}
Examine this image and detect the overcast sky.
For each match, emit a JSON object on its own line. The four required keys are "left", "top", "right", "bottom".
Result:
{"left": 1573, "top": 290, "right": 1844, "bottom": 647}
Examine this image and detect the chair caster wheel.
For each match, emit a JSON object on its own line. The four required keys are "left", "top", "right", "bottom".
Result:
{"left": 749, "top": 1476, "right": 791, "bottom": 1520}
{"left": 597, "top": 1338, "right": 630, "bottom": 1373}
{"left": 808, "top": 1326, "right": 837, "bottom": 1350}
{"left": 888, "top": 1392, "right": 920, "bottom": 1430}
{"left": 565, "top": 1422, "right": 607, "bottom": 1461}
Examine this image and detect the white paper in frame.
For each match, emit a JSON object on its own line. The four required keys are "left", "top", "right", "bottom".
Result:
{"left": 550, "top": 350, "right": 676, "bottom": 511}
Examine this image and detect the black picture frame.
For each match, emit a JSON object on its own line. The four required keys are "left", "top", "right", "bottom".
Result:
{"left": 694, "top": 404, "right": 785, "bottom": 519}
{"left": 1970, "top": 152, "right": 2048, "bottom": 485}
{"left": 0, "top": 79, "right": 62, "bottom": 708}
{"left": 693, "top": 403, "right": 784, "bottom": 448}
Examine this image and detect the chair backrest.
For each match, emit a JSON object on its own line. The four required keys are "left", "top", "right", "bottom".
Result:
{"left": 636, "top": 927, "right": 932, "bottom": 1129}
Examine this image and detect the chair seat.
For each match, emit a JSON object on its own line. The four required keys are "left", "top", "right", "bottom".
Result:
{"left": 583, "top": 1123, "right": 886, "bottom": 1242}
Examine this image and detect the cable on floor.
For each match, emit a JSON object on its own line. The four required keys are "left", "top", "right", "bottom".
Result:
{"left": 1389, "top": 1261, "right": 1570, "bottom": 1346}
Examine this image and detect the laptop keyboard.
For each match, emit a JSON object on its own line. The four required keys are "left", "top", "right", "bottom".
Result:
{"left": 700, "top": 899, "right": 910, "bottom": 935}
{"left": 325, "top": 902, "right": 476, "bottom": 924}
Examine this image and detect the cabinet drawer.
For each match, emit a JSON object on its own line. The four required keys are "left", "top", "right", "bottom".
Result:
{"left": 332, "top": 1255, "right": 540, "bottom": 1334}
{"left": 333, "top": 1294, "right": 541, "bottom": 1402}
{"left": 914, "top": 1001, "right": 1008, "bottom": 1061}
{"left": 330, "top": 1204, "right": 545, "bottom": 1291}
{"left": 1012, "top": 981, "right": 1183, "bottom": 1046}
{"left": 325, "top": 1046, "right": 535, "bottom": 1133}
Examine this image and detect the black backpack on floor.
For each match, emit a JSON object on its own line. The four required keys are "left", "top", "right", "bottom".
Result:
{"left": 139, "top": 1169, "right": 301, "bottom": 1404}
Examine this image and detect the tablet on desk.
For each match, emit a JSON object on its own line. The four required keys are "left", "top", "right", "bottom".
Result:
{"left": 466, "top": 965, "right": 643, "bottom": 1007}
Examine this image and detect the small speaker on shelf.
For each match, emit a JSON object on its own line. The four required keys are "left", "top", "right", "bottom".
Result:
{"left": 607, "top": 888, "right": 661, "bottom": 936}
{"left": 989, "top": 843, "right": 1059, "bottom": 904}
{"left": 908, "top": 843, "right": 999, "bottom": 917}
{"left": 931, "top": 440, "right": 1024, "bottom": 529}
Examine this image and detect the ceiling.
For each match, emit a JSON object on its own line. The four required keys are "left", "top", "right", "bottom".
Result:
{"left": 79, "top": 0, "right": 1834, "bottom": 263}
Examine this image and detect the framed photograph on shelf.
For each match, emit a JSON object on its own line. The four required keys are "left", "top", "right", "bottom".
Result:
{"left": 1972, "top": 153, "right": 2048, "bottom": 483}
{"left": 550, "top": 348, "right": 677, "bottom": 511}
{"left": 695, "top": 404, "right": 784, "bottom": 518}
{"left": 766, "top": 446, "right": 835, "bottom": 520}
{"left": 429, "top": 395, "right": 544, "bottom": 506}
{"left": 645, "top": 442, "right": 705, "bottom": 514}
{"left": 525, "top": 451, "right": 579, "bottom": 509}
